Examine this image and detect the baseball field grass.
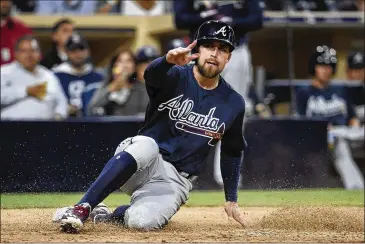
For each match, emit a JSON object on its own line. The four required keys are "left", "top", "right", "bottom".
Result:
{"left": 1, "top": 188, "right": 364, "bottom": 208}
{"left": 1, "top": 189, "right": 364, "bottom": 243}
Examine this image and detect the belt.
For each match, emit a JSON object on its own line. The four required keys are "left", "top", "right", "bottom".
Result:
{"left": 179, "top": 171, "right": 198, "bottom": 183}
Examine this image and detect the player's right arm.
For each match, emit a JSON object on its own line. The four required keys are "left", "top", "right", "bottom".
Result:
{"left": 143, "top": 40, "right": 200, "bottom": 91}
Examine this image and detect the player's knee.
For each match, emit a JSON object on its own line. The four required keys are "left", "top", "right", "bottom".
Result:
{"left": 123, "top": 135, "right": 159, "bottom": 169}
{"left": 124, "top": 206, "right": 167, "bottom": 231}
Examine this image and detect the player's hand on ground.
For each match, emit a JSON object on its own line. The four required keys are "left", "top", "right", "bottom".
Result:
{"left": 166, "top": 40, "right": 200, "bottom": 66}
{"left": 224, "top": 201, "right": 247, "bottom": 227}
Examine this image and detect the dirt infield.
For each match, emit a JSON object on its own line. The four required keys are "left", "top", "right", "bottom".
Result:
{"left": 1, "top": 207, "right": 364, "bottom": 243}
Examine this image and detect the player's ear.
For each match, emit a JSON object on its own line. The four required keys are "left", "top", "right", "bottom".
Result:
{"left": 226, "top": 53, "right": 232, "bottom": 63}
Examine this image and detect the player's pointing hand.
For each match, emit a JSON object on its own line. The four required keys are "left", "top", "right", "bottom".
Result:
{"left": 166, "top": 40, "right": 200, "bottom": 66}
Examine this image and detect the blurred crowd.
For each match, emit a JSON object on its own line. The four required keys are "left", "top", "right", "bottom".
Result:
{"left": 1, "top": 0, "right": 364, "bottom": 122}
{"left": 0, "top": 16, "right": 163, "bottom": 120}
{"left": 5, "top": 0, "right": 365, "bottom": 14}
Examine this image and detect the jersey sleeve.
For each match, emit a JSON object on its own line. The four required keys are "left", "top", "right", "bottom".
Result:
{"left": 0, "top": 70, "right": 27, "bottom": 106}
{"left": 220, "top": 104, "right": 247, "bottom": 202}
{"left": 143, "top": 55, "right": 181, "bottom": 98}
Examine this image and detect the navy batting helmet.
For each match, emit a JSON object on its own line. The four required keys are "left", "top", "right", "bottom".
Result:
{"left": 347, "top": 51, "right": 364, "bottom": 70}
{"left": 308, "top": 45, "right": 337, "bottom": 76}
{"left": 193, "top": 20, "right": 235, "bottom": 53}
{"left": 135, "top": 45, "right": 159, "bottom": 64}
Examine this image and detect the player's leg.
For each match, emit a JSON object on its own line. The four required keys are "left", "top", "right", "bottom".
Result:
{"left": 333, "top": 137, "right": 364, "bottom": 189}
{"left": 59, "top": 135, "right": 160, "bottom": 233}
{"left": 125, "top": 159, "right": 192, "bottom": 230}
{"left": 94, "top": 157, "right": 192, "bottom": 230}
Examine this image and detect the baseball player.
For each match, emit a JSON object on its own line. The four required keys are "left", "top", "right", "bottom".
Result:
{"left": 173, "top": 0, "right": 263, "bottom": 189}
{"left": 295, "top": 45, "right": 364, "bottom": 190}
{"left": 346, "top": 51, "right": 364, "bottom": 124}
{"left": 55, "top": 20, "right": 247, "bottom": 233}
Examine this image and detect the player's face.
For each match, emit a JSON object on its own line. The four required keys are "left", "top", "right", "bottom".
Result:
{"left": 315, "top": 65, "right": 333, "bottom": 84}
{"left": 53, "top": 23, "right": 74, "bottom": 47}
{"left": 113, "top": 51, "right": 136, "bottom": 77}
{"left": 196, "top": 41, "right": 231, "bottom": 79}
{"left": 67, "top": 48, "right": 89, "bottom": 68}
{"left": 15, "top": 40, "right": 41, "bottom": 71}
{"left": 347, "top": 68, "right": 364, "bottom": 81}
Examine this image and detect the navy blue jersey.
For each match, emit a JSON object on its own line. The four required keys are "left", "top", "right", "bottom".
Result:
{"left": 138, "top": 56, "right": 247, "bottom": 177}
{"left": 53, "top": 63, "right": 103, "bottom": 115}
{"left": 295, "top": 85, "right": 357, "bottom": 126}
{"left": 173, "top": 0, "right": 263, "bottom": 45}
{"left": 81, "top": 82, "right": 102, "bottom": 116}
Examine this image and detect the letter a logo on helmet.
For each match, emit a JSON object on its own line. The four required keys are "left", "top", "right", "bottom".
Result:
{"left": 214, "top": 26, "right": 227, "bottom": 37}
{"left": 194, "top": 20, "right": 235, "bottom": 52}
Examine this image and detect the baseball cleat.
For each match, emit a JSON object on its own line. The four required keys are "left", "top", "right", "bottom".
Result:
{"left": 89, "top": 202, "right": 112, "bottom": 220}
{"left": 59, "top": 202, "right": 91, "bottom": 233}
{"left": 93, "top": 213, "right": 113, "bottom": 225}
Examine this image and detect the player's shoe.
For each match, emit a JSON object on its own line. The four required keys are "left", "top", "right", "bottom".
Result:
{"left": 89, "top": 202, "right": 112, "bottom": 220}
{"left": 93, "top": 213, "right": 113, "bottom": 225}
{"left": 59, "top": 202, "right": 91, "bottom": 233}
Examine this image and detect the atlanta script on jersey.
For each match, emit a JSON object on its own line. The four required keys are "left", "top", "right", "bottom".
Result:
{"left": 138, "top": 56, "right": 246, "bottom": 175}
{"left": 295, "top": 85, "right": 357, "bottom": 126}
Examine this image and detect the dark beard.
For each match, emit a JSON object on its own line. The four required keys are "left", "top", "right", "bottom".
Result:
{"left": 196, "top": 59, "right": 220, "bottom": 79}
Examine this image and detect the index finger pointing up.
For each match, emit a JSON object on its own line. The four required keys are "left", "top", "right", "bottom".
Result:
{"left": 186, "top": 40, "right": 197, "bottom": 50}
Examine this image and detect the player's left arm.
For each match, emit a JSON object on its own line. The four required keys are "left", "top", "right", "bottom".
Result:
{"left": 220, "top": 104, "right": 247, "bottom": 227}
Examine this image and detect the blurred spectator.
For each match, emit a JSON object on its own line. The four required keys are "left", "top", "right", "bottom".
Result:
{"left": 53, "top": 33, "right": 103, "bottom": 117}
{"left": 12, "top": 0, "right": 36, "bottom": 13}
{"left": 167, "top": 38, "right": 185, "bottom": 50}
{"left": 101, "top": 0, "right": 167, "bottom": 15}
{"left": 88, "top": 48, "right": 149, "bottom": 116}
{"left": 259, "top": 0, "right": 285, "bottom": 11}
{"left": 1, "top": 0, "right": 32, "bottom": 65}
{"left": 1, "top": 35, "right": 68, "bottom": 120}
{"left": 347, "top": 51, "right": 365, "bottom": 124}
{"left": 337, "top": 0, "right": 364, "bottom": 11}
{"left": 40, "top": 18, "right": 75, "bottom": 69}
{"left": 291, "top": 0, "right": 331, "bottom": 11}
{"left": 166, "top": 38, "right": 188, "bottom": 52}
{"left": 36, "top": 0, "right": 104, "bottom": 15}
{"left": 295, "top": 45, "right": 364, "bottom": 189}
{"left": 346, "top": 51, "right": 365, "bottom": 81}
{"left": 134, "top": 45, "right": 159, "bottom": 82}
{"left": 173, "top": 0, "right": 263, "bottom": 100}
